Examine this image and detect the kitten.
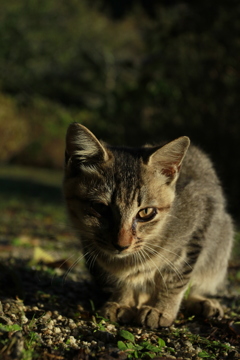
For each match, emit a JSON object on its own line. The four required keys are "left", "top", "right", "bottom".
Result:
{"left": 63, "top": 123, "right": 233, "bottom": 328}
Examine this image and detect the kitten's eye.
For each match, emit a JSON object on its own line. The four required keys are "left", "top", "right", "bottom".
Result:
{"left": 137, "top": 207, "right": 157, "bottom": 221}
{"left": 89, "top": 202, "right": 109, "bottom": 218}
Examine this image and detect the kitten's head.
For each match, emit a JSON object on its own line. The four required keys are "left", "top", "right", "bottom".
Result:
{"left": 63, "top": 123, "right": 190, "bottom": 259}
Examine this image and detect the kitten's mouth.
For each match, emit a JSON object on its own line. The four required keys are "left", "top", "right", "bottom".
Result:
{"left": 98, "top": 245, "right": 131, "bottom": 258}
{"left": 113, "top": 250, "right": 131, "bottom": 257}
{"left": 111, "top": 242, "right": 135, "bottom": 257}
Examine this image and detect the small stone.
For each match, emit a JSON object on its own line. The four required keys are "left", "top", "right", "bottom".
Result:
{"left": 69, "top": 336, "right": 77, "bottom": 344}
{"left": 43, "top": 329, "right": 53, "bottom": 335}
{"left": 69, "top": 322, "right": 77, "bottom": 330}
{"left": 184, "top": 340, "right": 195, "bottom": 352}
{"left": 0, "top": 315, "right": 12, "bottom": 325}
{"left": 106, "top": 324, "right": 115, "bottom": 331}
{"left": 21, "top": 315, "right": 28, "bottom": 324}
{"left": 54, "top": 327, "right": 61, "bottom": 334}
{"left": 4, "top": 303, "right": 10, "bottom": 312}
{"left": 41, "top": 311, "right": 52, "bottom": 321}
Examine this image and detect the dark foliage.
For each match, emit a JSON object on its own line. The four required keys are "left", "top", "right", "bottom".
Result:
{"left": 0, "top": 0, "right": 239, "bottom": 217}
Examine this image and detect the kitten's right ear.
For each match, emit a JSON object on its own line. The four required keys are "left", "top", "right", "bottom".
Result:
{"left": 147, "top": 136, "right": 190, "bottom": 182}
{"left": 65, "top": 123, "right": 109, "bottom": 165}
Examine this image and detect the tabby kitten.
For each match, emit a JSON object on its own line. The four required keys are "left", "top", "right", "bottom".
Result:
{"left": 63, "top": 123, "right": 233, "bottom": 328}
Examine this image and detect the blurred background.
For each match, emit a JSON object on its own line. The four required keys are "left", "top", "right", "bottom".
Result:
{"left": 0, "top": 0, "right": 239, "bottom": 222}
{"left": 1, "top": 5, "right": 240, "bottom": 356}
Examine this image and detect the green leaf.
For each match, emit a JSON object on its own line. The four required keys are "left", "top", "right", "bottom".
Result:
{"left": 0, "top": 323, "right": 22, "bottom": 332}
{"left": 134, "top": 351, "right": 139, "bottom": 358}
{"left": 146, "top": 344, "right": 158, "bottom": 352}
{"left": 89, "top": 299, "right": 95, "bottom": 312}
{"left": 140, "top": 341, "right": 151, "bottom": 348}
{"left": 95, "top": 313, "right": 109, "bottom": 322}
{"left": 134, "top": 344, "right": 144, "bottom": 351}
{"left": 184, "top": 282, "right": 192, "bottom": 300}
{"left": 119, "top": 329, "right": 135, "bottom": 342}
{"left": 117, "top": 341, "right": 128, "bottom": 351}
{"left": 140, "top": 341, "right": 160, "bottom": 352}
{"left": 198, "top": 351, "right": 215, "bottom": 358}
{"left": 126, "top": 342, "right": 135, "bottom": 350}
{"left": 158, "top": 338, "right": 166, "bottom": 347}
{"left": 144, "top": 353, "right": 156, "bottom": 359}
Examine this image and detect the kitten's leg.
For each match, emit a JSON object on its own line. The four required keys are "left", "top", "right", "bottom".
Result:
{"left": 137, "top": 287, "right": 187, "bottom": 328}
{"left": 183, "top": 214, "right": 232, "bottom": 319}
{"left": 183, "top": 295, "right": 224, "bottom": 318}
{"left": 101, "top": 287, "right": 137, "bottom": 323}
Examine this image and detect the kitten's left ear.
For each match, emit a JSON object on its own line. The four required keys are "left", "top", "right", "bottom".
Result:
{"left": 147, "top": 136, "right": 190, "bottom": 181}
{"left": 65, "top": 123, "right": 109, "bottom": 164}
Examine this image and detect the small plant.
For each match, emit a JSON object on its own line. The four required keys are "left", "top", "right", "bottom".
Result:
{"left": 198, "top": 350, "right": 216, "bottom": 359}
{"left": 117, "top": 329, "right": 166, "bottom": 359}
{"left": 92, "top": 314, "right": 110, "bottom": 332}
{"left": 0, "top": 323, "right": 22, "bottom": 332}
{"left": 21, "top": 331, "right": 42, "bottom": 360}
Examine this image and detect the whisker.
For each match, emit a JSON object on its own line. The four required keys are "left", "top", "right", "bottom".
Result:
{"left": 146, "top": 242, "right": 192, "bottom": 270}
{"left": 62, "top": 252, "right": 89, "bottom": 283}
{"left": 137, "top": 249, "right": 149, "bottom": 272}
{"left": 87, "top": 249, "right": 99, "bottom": 271}
{"left": 140, "top": 248, "right": 168, "bottom": 294}
{"left": 143, "top": 244, "right": 184, "bottom": 285}
{"left": 51, "top": 253, "right": 76, "bottom": 285}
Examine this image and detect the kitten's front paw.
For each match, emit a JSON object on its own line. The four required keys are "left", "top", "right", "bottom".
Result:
{"left": 137, "top": 306, "right": 175, "bottom": 328}
{"left": 101, "top": 302, "right": 136, "bottom": 324}
{"left": 185, "top": 297, "right": 224, "bottom": 318}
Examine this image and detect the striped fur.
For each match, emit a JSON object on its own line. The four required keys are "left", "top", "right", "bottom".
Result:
{"left": 63, "top": 123, "right": 233, "bottom": 328}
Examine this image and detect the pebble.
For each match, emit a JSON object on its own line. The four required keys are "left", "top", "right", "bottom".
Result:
{"left": 106, "top": 324, "right": 115, "bottom": 331}
{"left": 41, "top": 311, "right": 52, "bottom": 321}
{"left": 4, "top": 303, "right": 10, "bottom": 312}
{"left": 21, "top": 315, "right": 28, "bottom": 324}
{"left": 184, "top": 340, "right": 195, "bottom": 352}
{"left": 0, "top": 315, "right": 12, "bottom": 325}
{"left": 47, "top": 321, "right": 54, "bottom": 330}
{"left": 0, "top": 280, "right": 238, "bottom": 360}
{"left": 69, "top": 322, "right": 77, "bottom": 329}
{"left": 54, "top": 327, "right": 61, "bottom": 334}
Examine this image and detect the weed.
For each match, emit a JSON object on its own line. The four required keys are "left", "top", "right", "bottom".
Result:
{"left": 198, "top": 350, "right": 216, "bottom": 359}
{"left": 92, "top": 314, "right": 110, "bottom": 332}
{"left": 89, "top": 299, "right": 96, "bottom": 312}
{"left": 0, "top": 323, "right": 22, "bottom": 332}
{"left": 117, "top": 329, "right": 166, "bottom": 359}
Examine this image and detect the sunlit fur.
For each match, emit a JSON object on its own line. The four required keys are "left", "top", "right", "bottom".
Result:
{"left": 63, "top": 123, "right": 233, "bottom": 328}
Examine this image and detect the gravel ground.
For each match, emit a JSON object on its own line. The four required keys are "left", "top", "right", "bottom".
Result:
{"left": 0, "top": 258, "right": 240, "bottom": 360}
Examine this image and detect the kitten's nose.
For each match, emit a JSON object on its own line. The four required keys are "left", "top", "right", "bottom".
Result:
{"left": 116, "top": 227, "right": 132, "bottom": 251}
{"left": 112, "top": 243, "right": 130, "bottom": 252}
